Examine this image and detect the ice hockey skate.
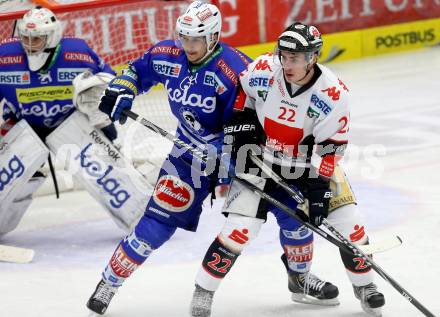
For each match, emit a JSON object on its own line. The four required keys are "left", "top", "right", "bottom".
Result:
{"left": 86, "top": 279, "right": 118, "bottom": 315}
{"left": 190, "top": 284, "right": 215, "bottom": 317}
{"left": 353, "top": 283, "right": 385, "bottom": 316}
{"left": 288, "top": 271, "right": 340, "bottom": 306}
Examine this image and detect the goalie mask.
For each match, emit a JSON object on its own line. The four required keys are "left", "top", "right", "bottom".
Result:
{"left": 17, "top": 7, "right": 62, "bottom": 71}
{"left": 175, "top": 1, "right": 222, "bottom": 62}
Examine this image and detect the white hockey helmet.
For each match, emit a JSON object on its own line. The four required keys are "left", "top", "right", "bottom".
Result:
{"left": 17, "top": 7, "right": 62, "bottom": 71}
{"left": 176, "top": 1, "right": 222, "bottom": 57}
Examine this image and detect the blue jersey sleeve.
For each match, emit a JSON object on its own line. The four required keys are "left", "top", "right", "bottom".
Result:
{"left": 85, "top": 44, "right": 115, "bottom": 75}
{"left": 130, "top": 43, "right": 173, "bottom": 93}
{"left": 216, "top": 46, "right": 253, "bottom": 125}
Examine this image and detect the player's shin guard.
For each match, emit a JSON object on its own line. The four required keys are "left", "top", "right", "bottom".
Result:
{"left": 102, "top": 231, "right": 154, "bottom": 287}
{"left": 191, "top": 238, "right": 238, "bottom": 317}
{"left": 339, "top": 225, "right": 385, "bottom": 316}
{"left": 88, "top": 231, "right": 153, "bottom": 315}
{"left": 192, "top": 214, "right": 263, "bottom": 317}
{"left": 280, "top": 226, "right": 339, "bottom": 306}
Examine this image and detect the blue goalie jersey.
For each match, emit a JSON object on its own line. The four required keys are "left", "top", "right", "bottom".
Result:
{"left": 0, "top": 37, "right": 114, "bottom": 138}
{"left": 130, "top": 39, "right": 251, "bottom": 149}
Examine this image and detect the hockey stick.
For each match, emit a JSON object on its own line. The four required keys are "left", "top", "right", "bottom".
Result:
{"left": 0, "top": 244, "right": 35, "bottom": 264}
{"left": 248, "top": 155, "right": 402, "bottom": 254}
{"left": 123, "top": 109, "right": 435, "bottom": 316}
{"left": 248, "top": 155, "right": 435, "bottom": 317}
{"left": 124, "top": 109, "right": 400, "bottom": 255}
{"left": 124, "top": 110, "right": 396, "bottom": 251}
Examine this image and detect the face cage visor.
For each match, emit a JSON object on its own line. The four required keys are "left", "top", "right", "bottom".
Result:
{"left": 19, "top": 33, "right": 48, "bottom": 55}
{"left": 175, "top": 33, "right": 207, "bottom": 49}
{"left": 273, "top": 46, "right": 316, "bottom": 67}
{"left": 175, "top": 31, "right": 219, "bottom": 63}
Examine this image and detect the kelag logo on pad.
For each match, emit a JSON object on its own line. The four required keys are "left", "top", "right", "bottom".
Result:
{"left": 0, "top": 155, "right": 25, "bottom": 192}
{"left": 77, "top": 143, "right": 130, "bottom": 208}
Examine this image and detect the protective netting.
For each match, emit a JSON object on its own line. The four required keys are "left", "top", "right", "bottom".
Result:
{"left": 0, "top": 1, "right": 192, "bottom": 181}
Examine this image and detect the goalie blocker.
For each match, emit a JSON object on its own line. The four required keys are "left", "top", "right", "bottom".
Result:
{"left": 46, "top": 111, "right": 154, "bottom": 232}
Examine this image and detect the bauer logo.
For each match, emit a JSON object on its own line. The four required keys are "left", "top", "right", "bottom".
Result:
{"left": 203, "top": 71, "right": 228, "bottom": 95}
{"left": 77, "top": 143, "right": 130, "bottom": 209}
{"left": 153, "top": 175, "right": 194, "bottom": 212}
{"left": 57, "top": 68, "right": 88, "bottom": 82}
{"left": 310, "top": 94, "right": 332, "bottom": 115}
{"left": 152, "top": 60, "right": 181, "bottom": 78}
{"left": 0, "top": 155, "right": 25, "bottom": 192}
{"left": 0, "top": 71, "right": 30, "bottom": 85}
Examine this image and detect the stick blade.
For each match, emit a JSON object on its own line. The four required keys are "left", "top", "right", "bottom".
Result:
{"left": 0, "top": 245, "right": 35, "bottom": 264}
{"left": 358, "top": 235, "right": 403, "bottom": 254}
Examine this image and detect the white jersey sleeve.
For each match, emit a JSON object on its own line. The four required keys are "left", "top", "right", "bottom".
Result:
{"left": 309, "top": 67, "right": 350, "bottom": 177}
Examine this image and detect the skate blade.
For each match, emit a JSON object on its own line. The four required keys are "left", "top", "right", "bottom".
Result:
{"left": 291, "top": 293, "right": 340, "bottom": 306}
{"left": 361, "top": 303, "right": 382, "bottom": 316}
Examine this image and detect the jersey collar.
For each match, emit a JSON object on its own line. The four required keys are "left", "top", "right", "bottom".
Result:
{"left": 285, "top": 64, "right": 322, "bottom": 98}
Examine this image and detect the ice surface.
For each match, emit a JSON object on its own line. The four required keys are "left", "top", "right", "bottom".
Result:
{"left": 1, "top": 48, "right": 440, "bottom": 317}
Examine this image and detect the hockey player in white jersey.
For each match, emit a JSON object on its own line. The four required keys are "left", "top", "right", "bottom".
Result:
{"left": 190, "top": 22, "right": 385, "bottom": 317}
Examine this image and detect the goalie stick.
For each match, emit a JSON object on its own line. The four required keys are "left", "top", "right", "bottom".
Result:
{"left": 0, "top": 244, "right": 34, "bottom": 264}
{"left": 124, "top": 109, "right": 435, "bottom": 317}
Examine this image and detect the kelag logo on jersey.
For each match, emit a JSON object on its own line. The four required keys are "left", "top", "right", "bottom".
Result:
{"left": 152, "top": 60, "right": 181, "bottom": 78}
{"left": 203, "top": 71, "right": 227, "bottom": 95}
{"left": 77, "top": 143, "right": 130, "bottom": 208}
{"left": 57, "top": 68, "right": 88, "bottom": 82}
{"left": 0, "top": 71, "right": 30, "bottom": 85}
{"left": 0, "top": 155, "right": 25, "bottom": 192}
{"left": 165, "top": 79, "right": 216, "bottom": 113}
{"left": 310, "top": 94, "right": 332, "bottom": 115}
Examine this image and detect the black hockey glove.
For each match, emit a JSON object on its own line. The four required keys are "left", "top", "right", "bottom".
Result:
{"left": 305, "top": 180, "right": 332, "bottom": 226}
{"left": 99, "top": 87, "right": 134, "bottom": 125}
{"left": 222, "top": 108, "right": 264, "bottom": 176}
{"left": 98, "top": 75, "right": 138, "bottom": 124}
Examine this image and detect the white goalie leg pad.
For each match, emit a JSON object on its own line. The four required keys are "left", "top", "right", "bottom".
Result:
{"left": 327, "top": 204, "right": 373, "bottom": 286}
{"left": 222, "top": 174, "right": 267, "bottom": 218}
{"left": 0, "top": 174, "right": 45, "bottom": 236}
{"left": 46, "top": 111, "right": 154, "bottom": 232}
{"left": 0, "top": 120, "right": 49, "bottom": 234}
{"left": 195, "top": 214, "right": 264, "bottom": 291}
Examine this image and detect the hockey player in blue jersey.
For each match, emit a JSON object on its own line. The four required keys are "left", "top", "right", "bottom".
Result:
{"left": 86, "top": 1, "right": 252, "bottom": 315}
{"left": 0, "top": 7, "right": 148, "bottom": 236}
